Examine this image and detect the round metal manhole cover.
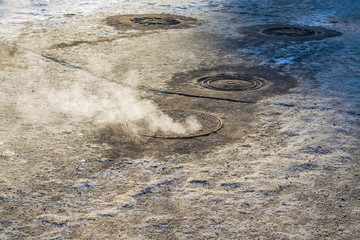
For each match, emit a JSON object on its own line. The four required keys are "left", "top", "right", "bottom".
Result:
{"left": 131, "top": 17, "right": 180, "bottom": 26}
{"left": 196, "top": 74, "right": 266, "bottom": 92}
{"left": 105, "top": 14, "right": 197, "bottom": 31}
{"left": 238, "top": 25, "right": 342, "bottom": 41}
{"left": 261, "top": 27, "right": 316, "bottom": 37}
{"left": 127, "top": 110, "right": 222, "bottom": 139}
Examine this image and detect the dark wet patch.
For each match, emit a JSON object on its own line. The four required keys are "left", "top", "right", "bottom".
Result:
{"left": 96, "top": 112, "right": 243, "bottom": 159}
{"left": 33, "top": 3, "right": 47, "bottom": 7}
{"left": 121, "top": 204, "right": 133, "bottom": 210}
{"left": 40, "top": 54, "right": 80, "bottom": 69}
{"left": 49, "top": 33, "right": 152, "bottom": 49}
{"left": 166, "top": 65, "right": 296, "bottom": 102}
{"left": 132, "top": 178, "right": 180, "bottom": 198}
{"left": 346, "top": 111, "right": 360, "bottom": 117}
{"left": 267, "top": 102, "right": 296, "bottom": 108}
{"left": 95, "top": 81, "right": 257, "bottom": 160}
{"left": 220, "top": 183, "right": 242, "bottom": 188}
{"left": 262, "top": 185, "right": 294, "bottom": 196}
{"left": 238, "top": 25, "right": 342, "bottom": 42}
{"left": 50, "top": 39, "right": 113, "bottom": 49}
{"left": 151, "top": 222, "right": 168, "bottom": 229}
{"left": 300, "top": 146, "right": 331, "bottom": 155}
{"left": 288, "top": 163, "right": 320, "bottom": 172}
{"left": 105, "top": 14, "right": 198, "bottom": 31}
{"left": 86, "top": 145, "right": 99, "bottom": 150}
{"left": 96, "top": 158, "right": 113, "bottom": 163}
{"left": 64, "top": 13, "right": 76, "bottom": 18}
{"left": 189, "top": 180, "right": 209, "bottom": 185}
{"left": 93, "top": 66, "right": 279, "bottom": 160}
{"left": 244, "top": 189, "right": 255, "bottom": 193}
{"left": 281, "top": 131, "right": 299, "bottom": 137}
{"left": 75, "top": 182, "right": 94, "bottom": 190}
{"left": 37, "top": 219, "right": 66, "bottom": 228}
{"left": 288, "top": 163, "right": 339, "bottom": 174}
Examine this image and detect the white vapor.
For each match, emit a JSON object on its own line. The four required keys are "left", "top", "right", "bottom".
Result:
{"left": 17, "top": 70, "right": 201, "bottom": 135}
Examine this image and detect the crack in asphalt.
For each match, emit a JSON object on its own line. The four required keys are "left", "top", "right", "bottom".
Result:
{"left": 141, "top": 88, "right": 257, "bottom": 103}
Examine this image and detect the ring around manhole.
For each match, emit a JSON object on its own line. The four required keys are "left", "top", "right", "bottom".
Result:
{"left": 105, "top": 14, "right": 197, "bottom": 30}
{"left": 262, "top": 27, "right": 316, "bottom": 37}
{"left": 196, "top": 73, "right": 267, "bottom": 92}
{"left": 126, "top": 110, "right": 222, "bottom": 139}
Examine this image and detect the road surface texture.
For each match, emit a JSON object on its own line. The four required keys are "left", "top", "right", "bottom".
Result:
{"left": 1, "top": 0, "right": 359, "bottom": 239}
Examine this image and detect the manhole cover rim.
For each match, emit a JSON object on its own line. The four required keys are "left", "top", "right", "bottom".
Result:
{"left": 238, "top": 24, "right": 342, "bottom": 41}
{"left": 194, "top": 73, "right": 268, "bottom": 92}
{"left": 105, "top": 14, "right": 198, "bottom": 30}
{"left": 130, "top": 16, "right": 181, "bottom": 26}
{"left": 125, "top": 109, "right": 223, "bottom": 139}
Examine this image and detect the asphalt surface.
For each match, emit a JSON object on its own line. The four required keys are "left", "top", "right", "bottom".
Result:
{"left": 1, "top": 1, "right": 359, "bottom": 239}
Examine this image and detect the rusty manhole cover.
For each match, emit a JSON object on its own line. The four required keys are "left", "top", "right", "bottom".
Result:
{"left": 196, "top": 73, "right": 266, "bottom": 92}
{"left": 239, "top": 25, "right": 341, "bottom": 41}
{"left": 105, "top": 14, "right": 198, "bottom": 30}
{"left": 127, "top": 110, "right": 222, "bottom": 139}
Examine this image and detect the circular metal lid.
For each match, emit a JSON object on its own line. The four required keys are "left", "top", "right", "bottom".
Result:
{"left": 196, "top": 73, "right": 266, "bottom": 92}
{"left": 105, "top": 14, "right": 197, "bottom": 31}
{"left": 131, "top": 17, "right": 180, "bottom": 26}
{"left": 238, "top": 25, "right": 342, "bottom": 41}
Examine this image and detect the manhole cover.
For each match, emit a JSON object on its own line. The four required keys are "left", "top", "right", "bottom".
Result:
{"left": 169, "top": 66, "right": 296, "bottom": 102}
{"left": 127, "top": 110, "right": 222, "bottom": 139}
{"left": 238, "top": 25, "right": 342, "bottom": 41}
{"left": 262, "top": 27, "right": 316, "bottom": 37}
{"left": 105, "top": 14, "right": 197, "bottom": 31}
{"left": 196, "top": 73, "right": 266, "bottom": 92}
{"left": 131, "top": 17, "right": 180, "bottom": 26}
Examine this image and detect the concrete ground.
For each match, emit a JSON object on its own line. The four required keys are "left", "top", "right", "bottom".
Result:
{"left": 1, "top": 1, "right": 359, "bottom": 239}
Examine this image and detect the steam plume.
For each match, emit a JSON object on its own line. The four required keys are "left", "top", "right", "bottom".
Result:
{"left": 17, "top": 70, "right": 201, "bottom": 135}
